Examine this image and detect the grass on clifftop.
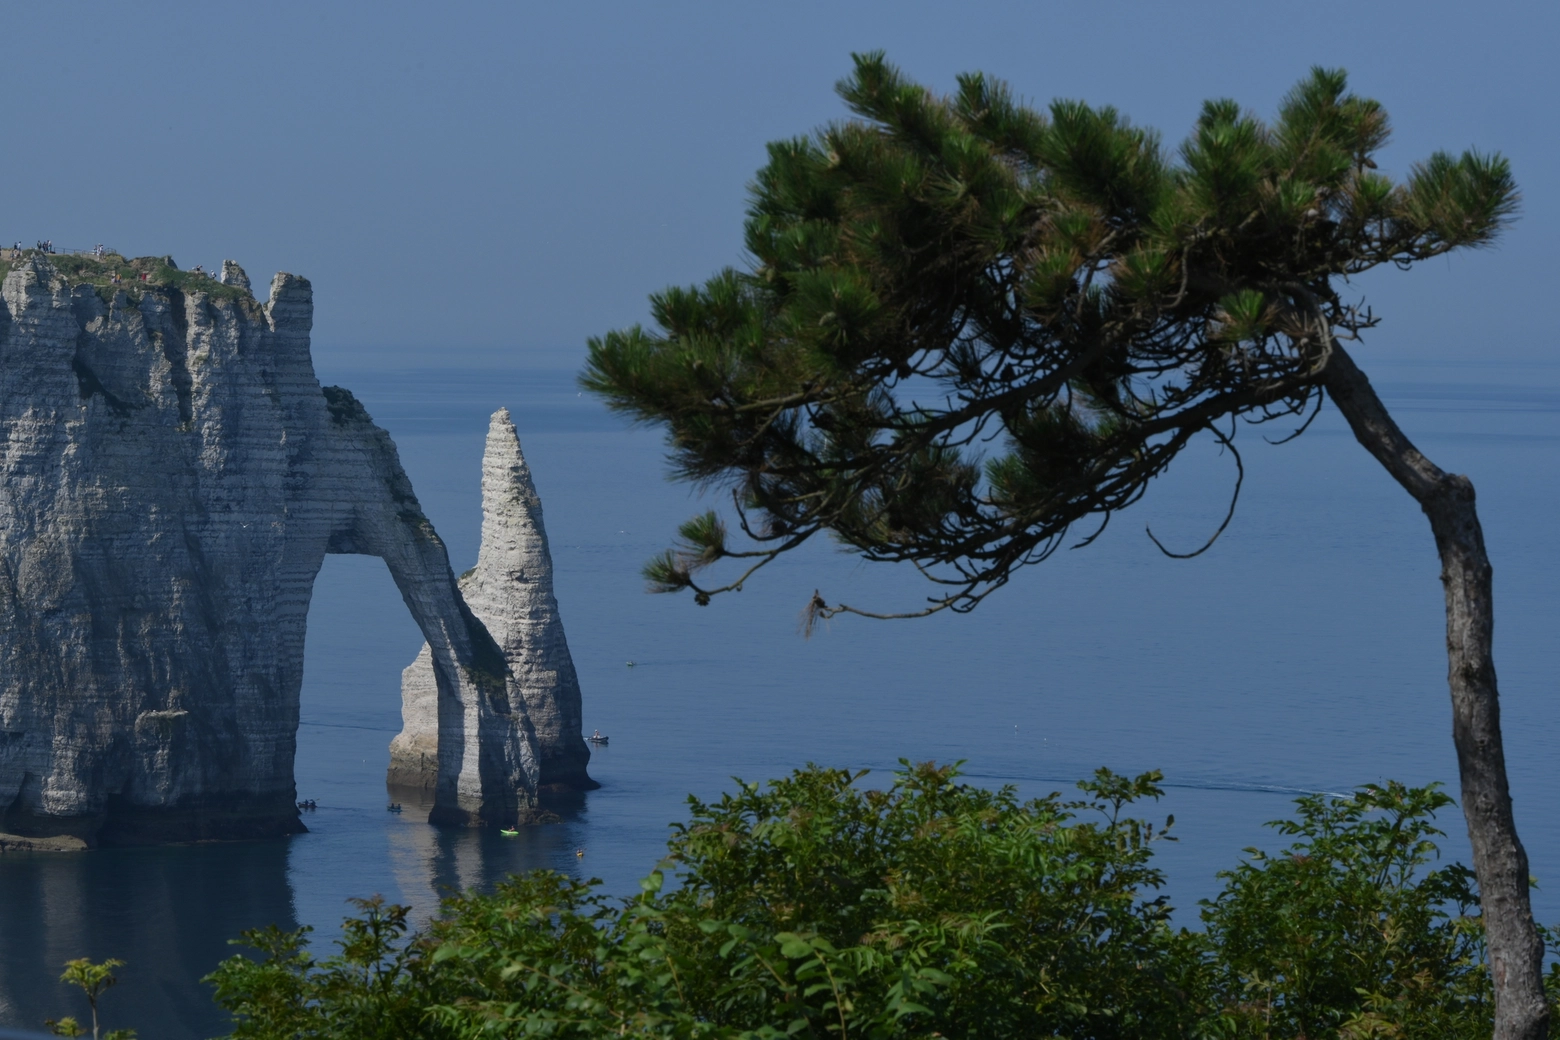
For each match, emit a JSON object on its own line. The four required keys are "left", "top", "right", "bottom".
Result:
{"left": 2, "top": 250, "right": 256, "bottom": 306}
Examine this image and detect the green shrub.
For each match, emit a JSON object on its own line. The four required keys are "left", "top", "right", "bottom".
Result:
{"left": 209, "top": 763, "right": 1205, "bottom": 1038}
{"left": 1200, "top": 782, "right": 1497, "bottom": 1038}
{"left": 201, "top": 765, "right": 1557, "bottom": 1038}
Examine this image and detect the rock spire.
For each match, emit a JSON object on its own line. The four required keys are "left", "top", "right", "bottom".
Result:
{"left": 392, "top": 409, "right": 592, "bottom": 796}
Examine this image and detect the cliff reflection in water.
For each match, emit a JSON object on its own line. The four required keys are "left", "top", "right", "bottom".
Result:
{"left": 0, "top": 787, "right": 599, "bottom": 1039}
{"left": 0, "top": 840, "right": 295, "bottom": 1037}
{"left": 384, "top": 787, "right": 588, "bottom": 927}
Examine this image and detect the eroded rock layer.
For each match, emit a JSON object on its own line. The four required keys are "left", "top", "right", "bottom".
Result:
{"left": 0, "top": 255, "right": 568, "bottom": 845}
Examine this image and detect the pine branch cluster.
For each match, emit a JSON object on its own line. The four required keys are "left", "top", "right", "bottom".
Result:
{"left": 581, "top": 53, "right": 1517, "bottom": 618}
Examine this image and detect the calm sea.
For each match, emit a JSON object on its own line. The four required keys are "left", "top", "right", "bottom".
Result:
{"left": 1, "top": 357, "right": 1556, "bottom": 1037}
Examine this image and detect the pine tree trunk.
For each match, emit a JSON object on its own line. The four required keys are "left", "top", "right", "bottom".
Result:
{"left": 1323, "top": 344, "right": 1548, "bottom": 1040}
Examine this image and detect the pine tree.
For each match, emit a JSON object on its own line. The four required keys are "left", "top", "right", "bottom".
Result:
{"left": 582, "top": 54, "right": 1541, "bottom": 1037}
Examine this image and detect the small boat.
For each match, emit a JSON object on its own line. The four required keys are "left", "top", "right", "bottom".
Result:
{"left": 386, "top": 803, "right": 403, "bottom": 813}
{"left": 499, "top": 828, "right": 519, "bottom": 837}
{"left": 587, "top": 731, "right": 609, "bottom": 745}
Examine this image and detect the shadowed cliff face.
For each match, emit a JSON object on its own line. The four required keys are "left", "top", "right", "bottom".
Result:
{"left": 0, "top": 255, "right": 581, "bottom": 845}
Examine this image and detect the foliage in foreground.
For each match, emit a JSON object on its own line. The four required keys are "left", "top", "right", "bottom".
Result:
{"left": 198, "top": 763, "right": 1559, "bottom": 1039}
{"left": 46, "top": 957, "right": 135, "bottom": 1040}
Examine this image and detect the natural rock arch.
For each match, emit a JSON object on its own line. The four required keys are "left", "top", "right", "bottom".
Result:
{"left": 0, "top": 255, "right": 588, "bottom": 846}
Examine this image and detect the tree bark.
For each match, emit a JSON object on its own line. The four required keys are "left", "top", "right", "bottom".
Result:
{"left": 1323, "top": 344, "right": 1548, "bottom": 1040}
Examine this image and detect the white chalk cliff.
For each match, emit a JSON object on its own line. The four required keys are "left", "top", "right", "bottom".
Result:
{"left": 392, "top": 408, "right": 591, "bottom": 794}
{"left": 0, "top": 255, "right": 588, "bottom": 846}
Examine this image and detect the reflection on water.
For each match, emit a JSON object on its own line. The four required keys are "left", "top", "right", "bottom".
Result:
{"left": 0, "top": 786, "right": 606, "bottom": 1038}
{"left": 0, "top": 841, "right": 295, "bottom": 1037}
{"left": 383, "top": 788, "right": 588, "bottom": 927}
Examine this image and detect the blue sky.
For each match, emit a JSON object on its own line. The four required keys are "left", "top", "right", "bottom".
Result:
{"left": 2, "top": 1, "right": 1554, "bottom": 367}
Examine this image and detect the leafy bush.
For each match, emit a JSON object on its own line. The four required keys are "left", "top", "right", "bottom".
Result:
{"left": 1200, "top": 782, "right": 1495, "bottom": 1038}
{"left": 202, "top": 764, "right": 1555, "bottom": 1038}
{"left": 210, "top": 763, "right": 1203, "bottom": 1038}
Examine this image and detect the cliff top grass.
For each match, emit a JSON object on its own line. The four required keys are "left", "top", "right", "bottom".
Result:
{"left": 1, "top": 250, "right": 256, "bottom": 306}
